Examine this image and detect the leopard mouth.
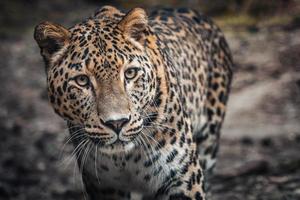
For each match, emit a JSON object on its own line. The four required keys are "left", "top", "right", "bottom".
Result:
{"left": 86, "top": 132, "right": 139, "bottom": 146}
{"left": 87, "top": 135, "right": 137, "bottom": 154}
{"left": 68, "top": 121, "right": 143, "bottom": 150}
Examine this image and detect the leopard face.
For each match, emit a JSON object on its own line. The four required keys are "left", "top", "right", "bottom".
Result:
{"left": 35, "top": 7, "right": 160, "bottom": 151}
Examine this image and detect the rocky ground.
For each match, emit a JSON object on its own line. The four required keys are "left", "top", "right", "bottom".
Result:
{"left": 0, "top": 1, "right": 299, "bottom": 200}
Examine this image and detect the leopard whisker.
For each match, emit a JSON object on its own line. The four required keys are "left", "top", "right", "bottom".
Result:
{"left": 95, "top": 142, "right": 101, "bottom": 184}
{"left": 142, "top": 127, "right": 169, "bottom": 176}
{"left": 59, "top": 129, "right": 85, "bottom": 160}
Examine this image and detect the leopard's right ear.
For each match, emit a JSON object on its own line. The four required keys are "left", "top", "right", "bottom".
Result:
{"left": 34, "top": 21, "right": 70, "bottom": 66}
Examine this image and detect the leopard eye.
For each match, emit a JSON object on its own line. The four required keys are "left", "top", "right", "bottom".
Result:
{"left": 124, "top": 67, "right": 139, "bottom": 80}
{"left": 74, "top": 75, "right": 90, "bottom": 87}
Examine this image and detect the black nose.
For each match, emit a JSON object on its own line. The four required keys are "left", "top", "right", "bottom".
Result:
{"left": 102, "top": 117, "right": 130, "bottom": 134}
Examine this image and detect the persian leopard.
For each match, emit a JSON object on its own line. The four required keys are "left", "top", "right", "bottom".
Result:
{"left": 34, "top": 5, "right": 233, "bottom": 200}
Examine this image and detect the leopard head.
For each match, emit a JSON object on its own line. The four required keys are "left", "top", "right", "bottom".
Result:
{"left": 34, "top": 6, "right": 164, "bottom": 152}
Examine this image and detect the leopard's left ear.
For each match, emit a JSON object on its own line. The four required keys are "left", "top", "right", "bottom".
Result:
{"left": 34, "top": 21, "right": 70, "bottom": 66}
{"left": 117, "top": 8, "right": 148, "bottom": 44}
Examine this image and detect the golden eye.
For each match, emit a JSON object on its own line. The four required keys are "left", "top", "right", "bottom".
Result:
{"left": 125, "top": 68, "right": 139, "bottom": 80}
{"left": 75, "top": 75, "right": 90, "bottom": 87}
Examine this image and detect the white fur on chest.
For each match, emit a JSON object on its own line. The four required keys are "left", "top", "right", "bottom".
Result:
{"left": 84, "top": 148, "right": 168, "bottom": 194}
{"left": 81, "top": 144, "right": 180, "bottom": 195}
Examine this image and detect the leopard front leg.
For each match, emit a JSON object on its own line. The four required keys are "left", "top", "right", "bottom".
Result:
{"left": 156, "top": 153, "right": 206, "bottom": 200}
{"left": 167, "top": 166, "right": 205, "bottom": 200}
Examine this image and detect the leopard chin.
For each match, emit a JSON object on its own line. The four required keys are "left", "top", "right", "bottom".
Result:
{"left": 96, "top": 140, "right": 137, "bottom": 154}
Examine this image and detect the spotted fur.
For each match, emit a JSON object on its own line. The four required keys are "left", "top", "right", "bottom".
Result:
{"left": 34, "top": 6, "right": 233, "bottom": 200}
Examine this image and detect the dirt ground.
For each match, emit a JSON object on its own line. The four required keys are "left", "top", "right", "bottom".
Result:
{"left": 0, "top": 1, "right": 299, "bottom": 200}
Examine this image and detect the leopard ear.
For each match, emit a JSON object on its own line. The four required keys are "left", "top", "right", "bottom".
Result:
{"left": 117, "top": 8, "right": 148, "bottom": 44}
{"left": 34, "top": 21, "right": 70, "bottom": 65}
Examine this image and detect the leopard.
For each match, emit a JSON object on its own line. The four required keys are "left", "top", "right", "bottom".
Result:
{"left": 34, "top": 5, "right": 233, "bottom": 200}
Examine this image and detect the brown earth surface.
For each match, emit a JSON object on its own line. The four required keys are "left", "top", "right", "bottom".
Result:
{"left": 0, "top": 1, "right": 299, "bottom": 200}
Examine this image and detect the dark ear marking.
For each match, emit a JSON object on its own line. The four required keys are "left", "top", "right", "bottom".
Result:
{"left": 34, "top": 21, "right": 70, "bottom": 65}
{"left": 117, "top": 8, "right": 148, "bottom": 43}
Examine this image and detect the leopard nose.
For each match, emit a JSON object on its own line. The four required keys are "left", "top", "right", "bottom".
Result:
{"left": 102, "top": 116, "right": 130, "bottom": 134}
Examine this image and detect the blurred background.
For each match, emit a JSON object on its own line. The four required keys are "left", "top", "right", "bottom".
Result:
{"left": 0, "top": 0, "right": 300, "bottom": 199}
